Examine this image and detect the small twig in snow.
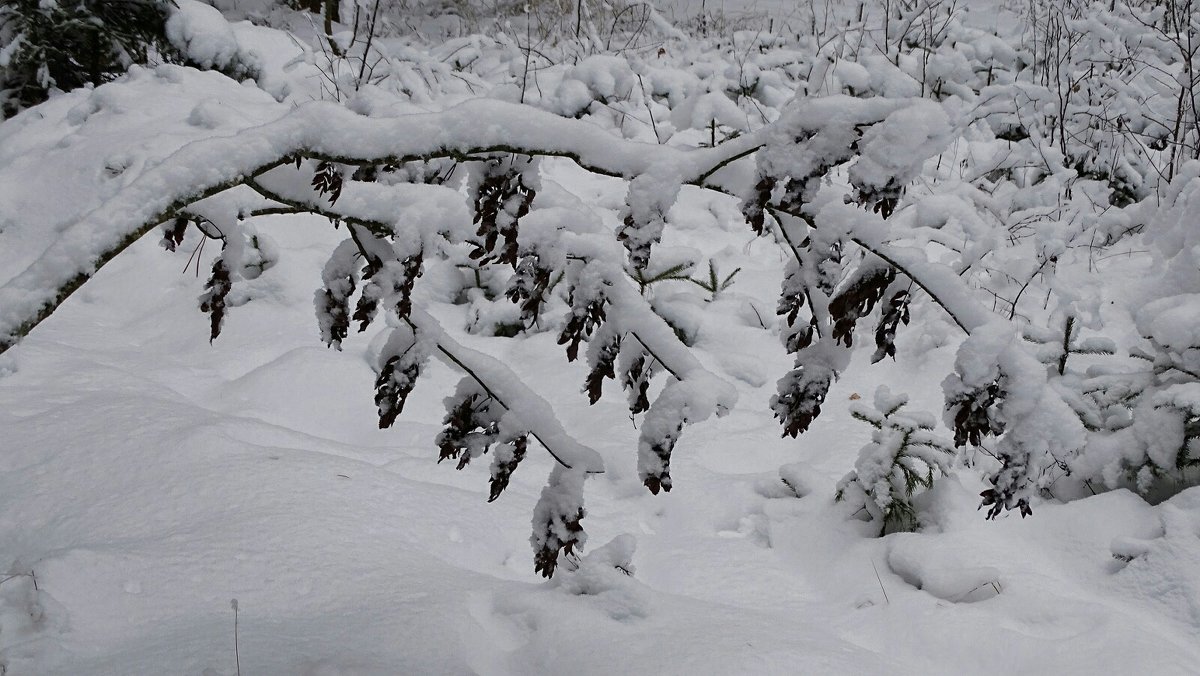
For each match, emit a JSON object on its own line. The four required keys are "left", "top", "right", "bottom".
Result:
{"left": 870, "top": 559, "right": 890, "bottom": 605}
{"left": 231, "top": 598, "right": 241, "bottom": 676}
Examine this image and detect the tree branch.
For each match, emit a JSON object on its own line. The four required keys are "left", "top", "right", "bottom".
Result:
{"left": 403, "top": 311, "right": 605, "bottom": 473}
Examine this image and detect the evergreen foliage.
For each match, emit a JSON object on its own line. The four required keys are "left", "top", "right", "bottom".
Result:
{"left": 836, "top": 386, "right": 955, "bottom": 534}
{"left": 0, "top": 0, "right": 175, "bottom": 116}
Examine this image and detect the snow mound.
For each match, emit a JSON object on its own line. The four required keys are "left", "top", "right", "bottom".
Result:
{"left": 167, "top": 1, "right": 240, "bottom": 70}
{"left": 167, "top": 0, "right": 259, "bottom": 77}
{"left": 888, "top": 540, "right": 1002, "bottom": 603}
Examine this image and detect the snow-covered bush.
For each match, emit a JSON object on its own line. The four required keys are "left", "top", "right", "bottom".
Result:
{"left": 0, "top": 0, "right": 175, "bottom": 115}
{"left": 942, "top": 319, "right": 1088, "bottom": 517}
{"left": 12, "top": 0, "right": 1200, "bottom": 574}
{"left": 0, "top": 67, "right": 969, "bottom": 570}
{"left": 1057, "top": 165, "right": 1200, "bottom": 498}
{"left": 166, "top": 0, "right": 261, "bottom": 81}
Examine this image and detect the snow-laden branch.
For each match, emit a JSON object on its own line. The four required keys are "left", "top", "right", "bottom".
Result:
{"left": 406, "top": 310, "right": 605, "bottom": 473}
{"left": 0, "top": 91, "right": 996, "bottom": 355}
{"left": 0, "top": 85, "right": 998, "bottom": 510}
{"left": 0, "top": 98, "right": 763, "bottom": 354}
{"left": 245, "top": 164, "right": 736, "bottom": 474}
{"left": 248, "top": 166, "right": 470, "bottom": 238}
{"left": 810, "top": 201, "right": 993, "bottom": 334}
{"left": 768, "top": 203, "right": 986, "bottom": 335}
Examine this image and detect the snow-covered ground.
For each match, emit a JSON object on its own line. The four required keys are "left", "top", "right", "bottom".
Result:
{"left": 5, "top": 187, "right": 1199, "bottom": 675}
{"left": 4, "top": 1, "right": 1200, "bottom": 674}
{"left": 5, "top": 185, "right": 1200, "bottom": 674}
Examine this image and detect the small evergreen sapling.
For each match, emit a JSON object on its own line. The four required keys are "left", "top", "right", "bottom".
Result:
{"left": 836, "top": 386, "right": 955, "bottom": 534}
{"left": 1023, "top": 315, "right": 1115, "bottom": 379}
{"left": 685, "top": 259, "right": 741, "bottom": 302}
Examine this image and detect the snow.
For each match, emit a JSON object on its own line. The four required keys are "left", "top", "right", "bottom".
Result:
{"left": 0, "top": 82, "right": 768, "bottom": 350}
{"left": 1137, "top": 295, "right": 1200, "bottom": 353}
{"left": 410, "top": 307, "right": 605, "bottom": 473}
{"left": 560, "top": 56, "right": 637, "bottom": 106}
{"left": 167, "top": 1, "right": 244, "bottom": 72}
{"left": 6, "top": 0, "right": 1200, "bottom": 673}
{"left": 887, "top": 541, "right": 1001, "bottom": 603}
{"left": 4, "top": 172, "right": 1200, "bottom": 676}
{"left": 8, "top": 243, "right": 1200, "bottom": 671}
{"left": 669, "top": 91, "right": 748, "bottom": 132}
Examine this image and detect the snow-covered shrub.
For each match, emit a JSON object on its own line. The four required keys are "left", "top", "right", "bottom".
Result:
{"left": 942, "top": 321, "right": 1087, "bottom": 518}
{"left": 166, "top": 0, "right": 261, "bottom": 81}
{"left": 17, "top": 0, "right": 1200, "bottom": 572}
{"left": 0, "top": 0, "right": 175, "bottom": 115}
{"left": 1056, "top": 167, "right": 1200, "bottom": 498}
{"left": 6, "top": 75, "right": 954, "bottom": 570}
{"left": 554, "top": 55, "right": 636, "bottom": 115}
{"left": 554, "top": 533, "right": 638, "bottom": 596}
{"left": 836, "top": 386, "right": 955, "bottom": 534}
